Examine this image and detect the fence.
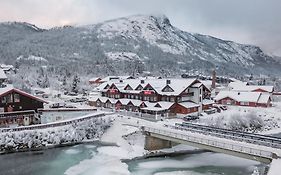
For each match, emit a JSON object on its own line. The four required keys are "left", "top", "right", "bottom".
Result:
{"left": 0, "top": 112, "right": 106, "bottom": 133}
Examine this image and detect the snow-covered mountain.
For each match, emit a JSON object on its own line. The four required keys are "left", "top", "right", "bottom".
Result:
{"left": 0, "top": 15, "right": 280, "bottom": 76}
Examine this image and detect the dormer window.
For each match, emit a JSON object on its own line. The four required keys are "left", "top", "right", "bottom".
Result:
{"left": 124, "top": 85, "right": 133, "bottom": 91}
{"left": 162, "top": 85, "right": 174, "bottom": 92}
{"left": 135, "top": 85, "right": 143, "bottom": 91}
{"left": 144, "top": 84, "right": 154, "bottom": 91}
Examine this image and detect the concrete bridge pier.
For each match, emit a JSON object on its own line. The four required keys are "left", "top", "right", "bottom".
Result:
{"left": 144, "top": 132, "right": 173, "bottom": 150}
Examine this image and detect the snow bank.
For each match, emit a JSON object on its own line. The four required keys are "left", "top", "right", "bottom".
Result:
{"left": 199, "top": 104, "right": 281, "bottom": 133}
{"left": 0, "top": 117, "right": 112, "bottom": 152}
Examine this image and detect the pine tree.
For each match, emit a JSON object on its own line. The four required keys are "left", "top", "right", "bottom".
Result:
{"left": 71, "top": 75, "right": 80, "bottom": 93}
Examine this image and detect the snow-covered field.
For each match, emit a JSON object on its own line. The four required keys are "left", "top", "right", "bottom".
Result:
{"left": 198, "top": 102, "right": 281, "bottom": 135}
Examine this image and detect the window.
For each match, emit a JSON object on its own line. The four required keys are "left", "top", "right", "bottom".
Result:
{"left": 1, "top": 97, "right": 6, "bottom": 104}
{"left": 14, "top": 94, "right": 20, "bottom": 103}
{"left": 200, "top": 89, "right": 202, "bottom": 94}
{"left": 162, "top": 85, "right": 174, "bottom": 92}
{"left": 125, "top": 85, "right": 133, "bottom": 91}
{"left": 177, "top": 97, "right": 181, "bottom": 102}
{"left": 240, "top": 102, "right": 249, "bottom": 106}
{"left": 135, "top": 85, "right": 143, "bottom": 91}
{"left": 153, "top": 96, "right": 157, "bottom": 102}
{"left": 7, "top": 94, "right": 13, "bottom": 103}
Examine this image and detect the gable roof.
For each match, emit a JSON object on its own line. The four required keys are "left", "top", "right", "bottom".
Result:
{"left": 89, "top": 77, "right": 102, "bottom": 83}
{"left": 95, "top": 78, "right": 203, "bottom": 96}
{"left": 232, "top": 85, "right": 274, "bottom": 93}
{"left": 215, "top": 91, "right": 261, "bottom": 103}
{"left": 0, "top": 86, "right": 48, "bottom": 103}
{"left": 178, "top": 101, "right": 200, "bottom": 109}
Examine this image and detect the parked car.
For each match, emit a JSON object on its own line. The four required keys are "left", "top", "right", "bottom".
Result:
{"left": 70, "top": 97, "right": 87, "bottom": 103}
{"left": 183, "top": 115, "right": 199, "bottom": 121}
{"left": 204, "top": 108, "right": 217, "bottom": 114}
{"left": 64, "top": 105, "right": 77, "bottom": 108}
{"left": 42, "top": 94, "right": 49, "bottom": 98}
{"left": 49, "top": 102, "right": 66, "bottom": 108}
{"left": 64, "top": 91, "right": 78, "bottom": 96}
{"left": 34, "top": 90, "right": 45, "bottom": 95}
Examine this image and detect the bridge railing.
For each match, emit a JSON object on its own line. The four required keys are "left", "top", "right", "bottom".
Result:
{"left": 143, "top": 126, "right": 274, "bottom": 159}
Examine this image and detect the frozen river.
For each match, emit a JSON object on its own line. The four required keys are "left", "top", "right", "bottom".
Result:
{"left": 0, "top": 142, "right": 264, "bottom": 175}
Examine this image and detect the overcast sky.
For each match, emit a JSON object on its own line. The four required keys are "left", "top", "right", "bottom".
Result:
{"left": 1, "top": 0, "right": 280, "bottom": 56}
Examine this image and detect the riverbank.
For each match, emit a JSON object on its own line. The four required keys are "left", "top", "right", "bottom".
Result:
{"left": 0, "top": 116, "right": 113, "bottom": 153}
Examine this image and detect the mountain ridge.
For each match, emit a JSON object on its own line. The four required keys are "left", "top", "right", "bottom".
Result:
{"left": 0, "top": 14, "right": 280, "bottom": 76}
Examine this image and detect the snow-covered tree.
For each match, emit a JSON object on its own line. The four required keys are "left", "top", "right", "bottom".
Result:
{"left": 71, "top": 75, "right": 80, "bottom": 93}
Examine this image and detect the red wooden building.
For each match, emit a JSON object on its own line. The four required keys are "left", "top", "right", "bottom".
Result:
{"left": 89, "top": 78, "right": 213, "bottom": 117}
{"left": 0, "top": 86, "right": 48, "bottom": 127}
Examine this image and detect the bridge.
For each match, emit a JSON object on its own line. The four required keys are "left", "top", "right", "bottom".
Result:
{"left": 141, "top": 123, "right": 281, "bottom": 164}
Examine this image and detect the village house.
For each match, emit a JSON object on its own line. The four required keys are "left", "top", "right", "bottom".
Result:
{"left": 214, "top": 91, "right": 272, "bottom": 107}
{"left": 89, "top": 78, "right": 213, "bottom": 117}
{"left": 0, "top": 84, "right": 48, "bottom": 127}
{"left": 89, "top": 75, "right": 134, "bottom": 86}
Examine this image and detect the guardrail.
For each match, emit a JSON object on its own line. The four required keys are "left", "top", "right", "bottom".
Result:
{"left": 0, "top": 112, "right": 106, "bottom": 133}
{"left": 143, "top": 126, "right": 275, "bottom": 159}
{"left": 176, "top": 123, "right": 281, "bottom": 149}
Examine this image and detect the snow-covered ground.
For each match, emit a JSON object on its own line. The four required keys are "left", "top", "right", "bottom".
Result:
{"left": 65, "top": 116, "right": 147, "bottom": 175}
{"left": 0, "top": 116, "right": 112, "bottom": 152}
{"left": 197, "top": 102, "right": 281, "bottom": 135}
{"left": 64, "top": 114, "right": 266, "bottom": 175}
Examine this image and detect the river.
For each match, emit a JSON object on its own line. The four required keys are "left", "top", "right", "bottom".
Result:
{"left": 0, "top": 142, "right": 265, "bottom": 175}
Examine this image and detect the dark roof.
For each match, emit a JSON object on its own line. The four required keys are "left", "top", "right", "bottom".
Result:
{"left": 0, "top": 87, "right": 48, "bottom": 103}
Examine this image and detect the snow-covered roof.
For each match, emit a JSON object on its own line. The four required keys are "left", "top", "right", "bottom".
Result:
{"left": 89, "top": 77, "right": 101, "bottom": 82}
{"left": 98, "top": 97, "right": 108, "bottom": 103}
{"left": 96, "top": 78, "right": 202, "bottom": 96}
{"left": 129, "top": 99, "right": 143, "bottom": 106}
{"left": 0, "top": 64, "right": 13, "bottom": 72}
{"left": 100, "top": 76, "right": 133, "bottom": 82}
{"left": 0, "top": 68, "right": 7, "bottom": 79}
{"left": 155, "top": 101, "right": 174, "bottom": 109}
{"left": 178, "top": 102, "right": 200, "bottom": 108}
{"left": 228, "top": 81, "right": 248, "bottom": 89}
{"left": 141, "top": 106, "right": 168, "bottom": 112}
{"left": 106, "top": 98, "right": 117, "bottom": 104}
{"left": 229, "top": 82, "right": 274, "bottom": 93}
{"left": 215, "top": 91, "right": 261, "bottom": 103}
{"left": 257, "top": 93, "right": 271, "bottom": 104}
{"left": 88, "top": 96, "right": 100, "bottom": 102}
{"left": 117, "top": 98, "right": 131, "bottom": 105}
{"left": 203, "top": 99, "right": 214, "bottom": 105}
{"left": 0, "top": 86, "right": 48, "bottom": 103}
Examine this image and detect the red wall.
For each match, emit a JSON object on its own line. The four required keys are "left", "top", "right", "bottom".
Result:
{"left": 170, "top": 103, "right": 198, "bottom": 114}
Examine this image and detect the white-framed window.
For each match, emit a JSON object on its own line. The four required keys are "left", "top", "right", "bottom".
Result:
{"left": 1, "top": 97, "right": 6, "bottom": 104}
{"left": 240, "top": 101, "right": 249, "bottom": 106}
{"left": 14, "top": 93, "right": 20, "bottom": 102}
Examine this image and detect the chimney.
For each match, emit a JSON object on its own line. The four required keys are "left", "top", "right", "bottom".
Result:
{"left": 141, "top": 80, "right": 145, "bottom": 84}
{"left": 166, "top": 79, "right": 171, "bottom": 84}
{"left": 211, "top": 69, "right": 216, "bottom": 89}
